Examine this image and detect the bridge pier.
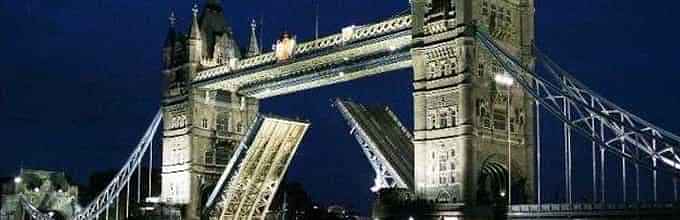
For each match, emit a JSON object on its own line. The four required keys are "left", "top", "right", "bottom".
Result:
{"left": 409, "top": 0, "right": 535, "bottom": 213}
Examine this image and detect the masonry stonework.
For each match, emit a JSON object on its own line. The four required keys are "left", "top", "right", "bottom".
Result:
{"left": 410, "top": 0, "right": 535, "bottom": 209}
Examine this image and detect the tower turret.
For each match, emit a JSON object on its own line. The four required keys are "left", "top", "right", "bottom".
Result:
{"left": 162, "top": 11, "right": 177, "bottom": 68}
{"left": 246, "top": 19, "right": 261, "bottom": 57}
{"left": 199, "top": 0, "right": 241, "bottom": 65}
{"left": 188, "top": 4, "right": 203, "bottom": 65}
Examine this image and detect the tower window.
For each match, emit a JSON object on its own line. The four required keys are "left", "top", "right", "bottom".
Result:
{"left": 216, "top": 113, "right": 229, "bottom": 136}
{"left": 202, "top": 118, "right": 208, "bottom": 129}
{"left": 439, "top": 110, "right": 448, "bottom": 128}
{"left": 449, "top": 106, "right": 458, "bottom": 127}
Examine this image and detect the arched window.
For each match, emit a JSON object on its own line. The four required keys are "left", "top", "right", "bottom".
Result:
{"left": 478, "top": 63, "right": 485, "bottom": 76}
{"left": 428, "top": 110, "right": 437, "bottom": 129}
{"left": 439, "top": 110, "right": 448, "bottom": 128}
{"left": 236, "top": 122, "right": 243, "bottom": 133}
{"left": 171, "top": 117, "right": 178, "bottom": 128}
{"left": 449, "top": 106, "right": 458, "bottom": 127}
{"left": 205, "top": 147, "right": 215, "bottom": 164}
{"left": 179, "top": 115, "right": 186, "bottom": 128}
{"left": 202, "top": 118, "right": 208, "bottom": 129}
{"left": 216, "top": 113, "right": 229, "bottom": 136}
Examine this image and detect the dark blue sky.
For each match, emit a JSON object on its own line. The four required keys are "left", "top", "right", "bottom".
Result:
{"left": 2, "top": 0, "right": 680, "bottom": 213}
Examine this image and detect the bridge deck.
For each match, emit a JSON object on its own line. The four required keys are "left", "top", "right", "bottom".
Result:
{"left": 204, "top": 115, "right": 310, "bottom": 220}
{"left": 192, "top": 16, "right": 458, "bottom": 99}
{"left": 335, "top": 99, "right": 415, "bottom": 190}
{"left": 508, "top": 203, "right": 680, "bottom": 218}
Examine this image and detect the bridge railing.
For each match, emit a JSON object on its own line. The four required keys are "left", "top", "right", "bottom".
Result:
{"left": 73, "top": 111, "right": 162, "bottom": 220}
{"left": 193, "top": 15, "right": 413, "bottom": 83}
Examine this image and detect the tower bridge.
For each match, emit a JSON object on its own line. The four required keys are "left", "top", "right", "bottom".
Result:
{"left": 8, "top": 0, "right": 680, "bottom": 220}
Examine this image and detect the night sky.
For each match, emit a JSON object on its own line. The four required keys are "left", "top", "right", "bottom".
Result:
{"left": 2, "top": 0, "right": 680, "bottom": 214}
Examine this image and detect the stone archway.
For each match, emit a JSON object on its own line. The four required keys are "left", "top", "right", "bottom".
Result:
{"left": 200, "top": 184, "right": 217, "bottom": 211}
{"left": 477, "top": 159, "right": 508, "bottom": 206}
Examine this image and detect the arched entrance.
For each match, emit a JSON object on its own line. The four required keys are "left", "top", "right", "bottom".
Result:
{"left": 477, "top": 159, "right": 508, "bottom": 206}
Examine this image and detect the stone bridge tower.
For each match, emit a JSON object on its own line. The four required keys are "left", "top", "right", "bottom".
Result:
{"left": 410, "top": 0, "right": 535, "bottom": 208}
{"left": 160, "top": 1, "right": 258, "bottom": 220}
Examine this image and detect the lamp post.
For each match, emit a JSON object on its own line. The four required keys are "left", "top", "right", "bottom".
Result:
{"left": 495, "top": 72, "right": 514, "bottom": 205}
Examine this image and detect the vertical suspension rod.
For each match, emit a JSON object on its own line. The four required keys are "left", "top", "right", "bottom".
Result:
{"left": 621, "top": 115, "right": 627, "bottom": 203}
{"left": 600, "top": 121, "right": 606, "bottom": 203}
{"left": 137, "top": 163, "right": 141, "bottom": 203}
{"left": 591, "top": 97, "right": 597, "bottom": 202}
{"left": 507, "top": 86, "right": 512, "bottom": 205}
{"left": 115, "top": 197, "right": 119, "bottom": 220}
{"left": 567, "top": 97, "right": 572, "bottom": 204}
{"left": 149, "top": 140, "right": 153, "bottom": 198}
{"left": 652, "top": 133, "right": 658, "bottom": 202}
{"left": 635, "top": 146, "right": 640, "bottom": 202}
{"left": 562, "top": 89, "right": 572, "bottom": 204}
{"left": 126, "top": 180, "right": 130, "bottom": 218}
{"left": 536, "top": 80, "right": 542, "bottom": 205}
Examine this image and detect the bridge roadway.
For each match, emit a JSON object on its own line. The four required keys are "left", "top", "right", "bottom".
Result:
{"left": 192, "top": 15, "right": 458, "bottom": 99}
{"left": 507, "top": 203, "right": 680, "bottom": 219}
{"left": 204, "top": 115, "right": 310, "bottom": 220}
{"left": 387, "top": 203, "right": 680, "bottom": 219}
{"left": 335, "top": 99, "right": 415, "bottom": 191}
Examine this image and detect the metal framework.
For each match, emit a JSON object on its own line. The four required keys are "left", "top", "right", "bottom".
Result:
{"left": 476, "top": 29, "right": 680, "bottom": 193}
{"left": 207, "top": 115, "right": 310, "bottom": 220}
{"left": 73, "top": 110, "right": 162, "bottom": 220}
{"left": 17, "top": 112, "right": 161, "bottom": 220}
{"left": 203, "top": 115, "right": 265, "bottom": 217}
{"left": 335, "top": 99, "right": 414, "bottom": 192}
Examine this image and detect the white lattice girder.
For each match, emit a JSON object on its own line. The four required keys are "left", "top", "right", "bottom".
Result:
{"left": 205, "top": 116, "right": 309, "bottom": 220}
{"left": 476, "top": 31, "right": 680, "bottom": 174}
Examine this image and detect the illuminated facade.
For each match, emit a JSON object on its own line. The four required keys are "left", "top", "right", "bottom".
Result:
{"left": 160, "top": 1, "right": 259, "bottom": 219}
{"left": 410, "top": 0, "right": 536, "bottom": 205}
{"left": 163, "top": 0, "right": 537, "bottom": 219}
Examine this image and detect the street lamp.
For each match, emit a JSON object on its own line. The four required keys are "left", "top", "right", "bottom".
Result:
{"left": 495, "top": 72, "right": 514, "bottom": 205}
{"left": 13, "top": 176, "right": 22, "bottom": 184}
{"left": 494, "top": 73, "right": 514, "bottom": 87}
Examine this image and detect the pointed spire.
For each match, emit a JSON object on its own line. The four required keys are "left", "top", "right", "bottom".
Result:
{"left": 169, "top": 10, "right": 177, "bottom": 28}
{"left": 246, "top": 19, "right": 261, "bottom": 57}
{"left": 189, "top": 4, "right": 201, "bottom": 40}
{"left": 164, "top": 11, "right": 177, "bottom": 47}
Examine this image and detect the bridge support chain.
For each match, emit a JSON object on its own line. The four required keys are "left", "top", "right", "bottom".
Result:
{"left": 477, "top": 29, "right": 680, "bottom": 205}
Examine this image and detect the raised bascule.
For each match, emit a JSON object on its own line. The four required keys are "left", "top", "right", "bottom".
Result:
{"left": 9, "top": 0, "right": 680, "bottom": 220}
